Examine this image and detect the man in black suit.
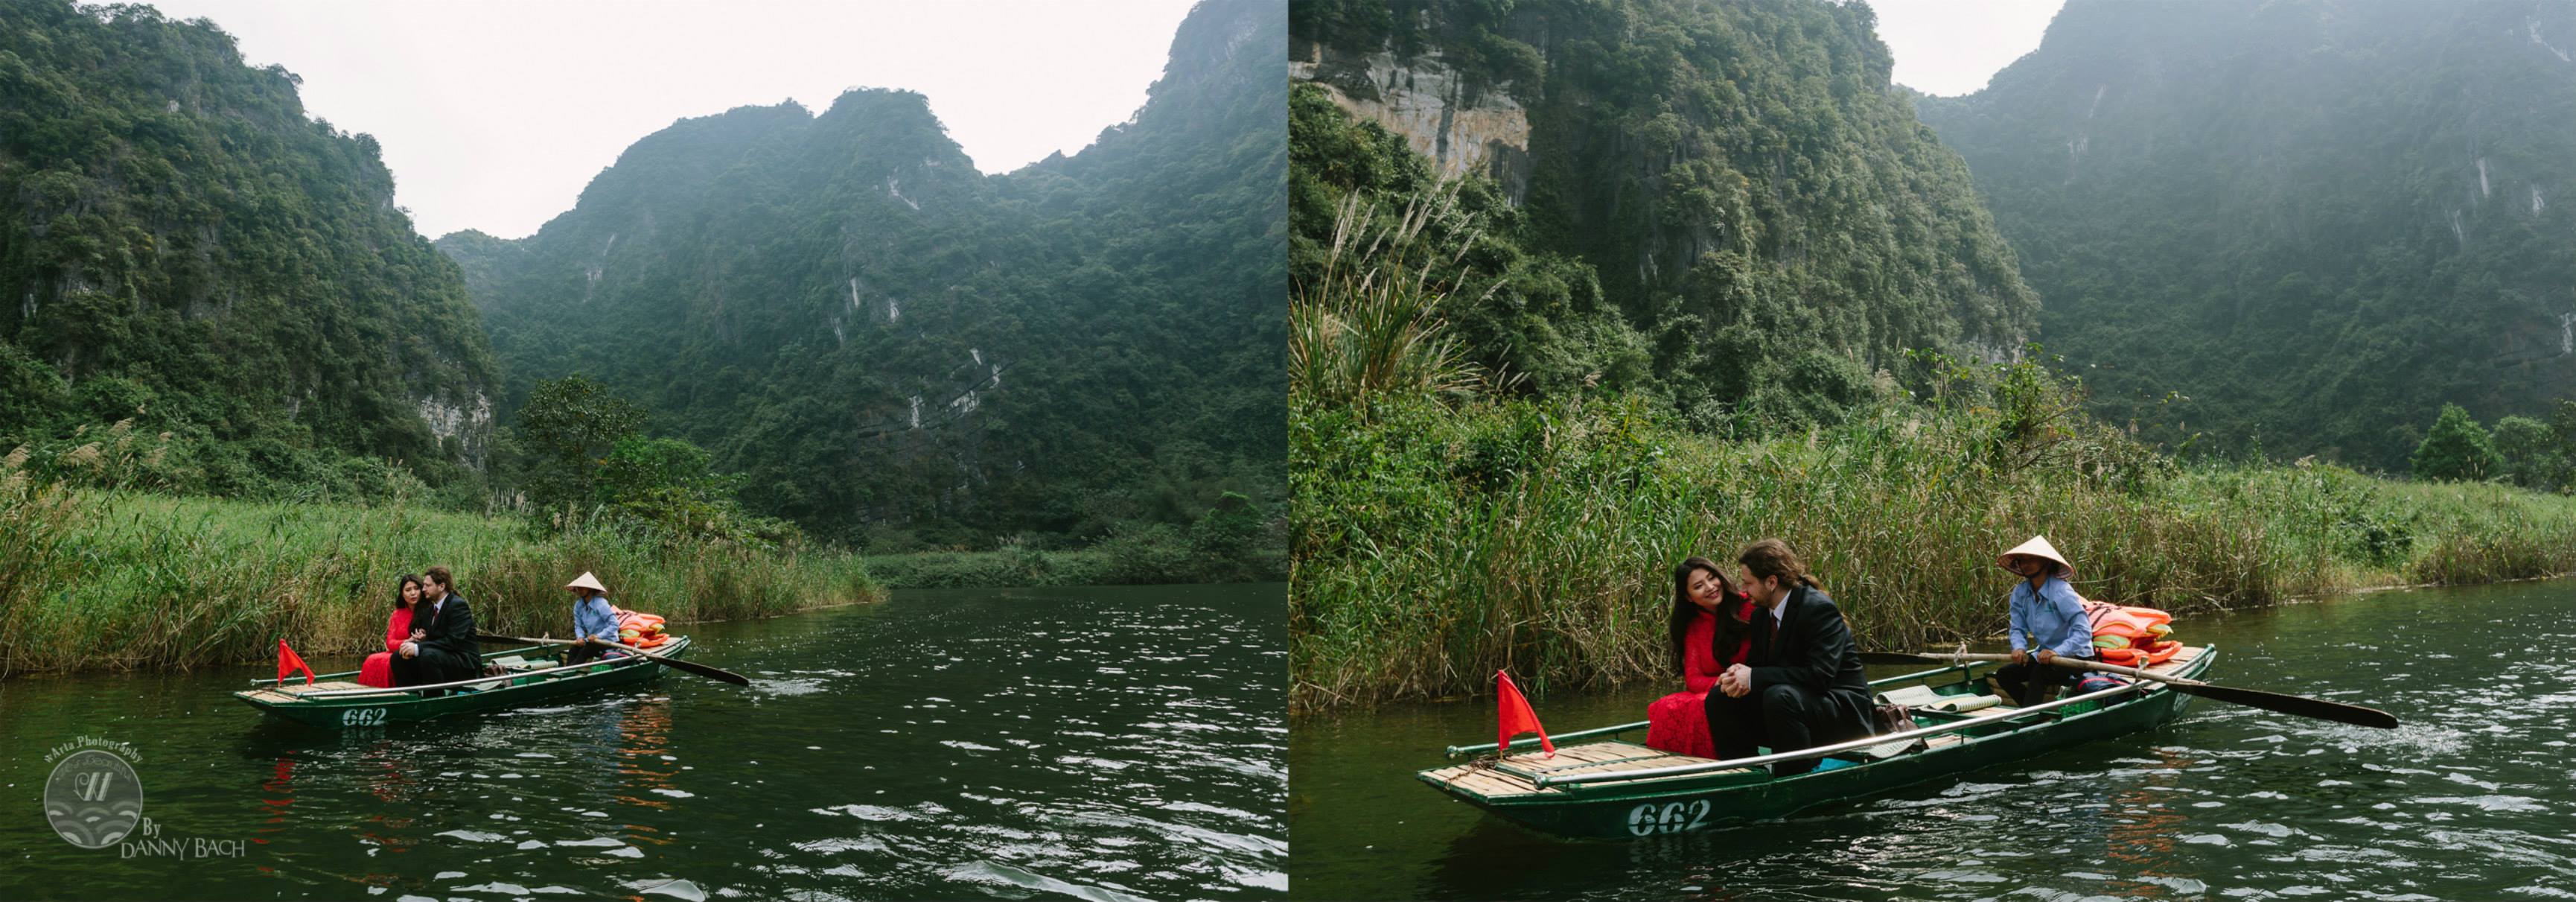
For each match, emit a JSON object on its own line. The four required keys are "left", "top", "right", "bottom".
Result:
{"left": 392, "top": 565, "right": 479, "bottom": 697}
{"left": 1703, "top": 539, "right": 1878, "bottom": 775}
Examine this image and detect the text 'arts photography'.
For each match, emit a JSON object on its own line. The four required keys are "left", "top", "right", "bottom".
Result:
{"left": 7, "top": 0, "right": 2576, "bottom": 901}
{"left": 1284, "top": 0, "right": 2576, "bottom": 900}
{"left": 0, "top": 0, "right": 1287, "bottom": 900}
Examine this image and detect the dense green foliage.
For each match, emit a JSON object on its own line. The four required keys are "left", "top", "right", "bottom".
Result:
{"left": 441, "top": 1, "right": 1287, "bottom": 561}
{"left": 512, "top": 373, "right": 644, "bottom": 509}
{"left": 1916, "top": 0, "right": 2576, "bottom": 469}
{"left": 0, "top": 0, "right": 497, "bottom": 501}
{"left": 2411, "top": 403, "right": 2505, "bottom": 483}
{"left": 2408, "top": 399, "right": 2576, "bottom": 493}
{"left": 504, "top": 375, "right": 801, "bottom": 550}
{"left": 1292, "top": 0, "right": 2040, "bottom": 426}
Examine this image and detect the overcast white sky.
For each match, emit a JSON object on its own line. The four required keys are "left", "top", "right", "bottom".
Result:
{"left": 141, "top": 0, "right": 1202, "bottom": 239}
{"left": 1869, "top": 0, "right": 2067, "bottom": 97}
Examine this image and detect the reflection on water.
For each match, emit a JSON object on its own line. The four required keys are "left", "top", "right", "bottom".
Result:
{"left": 0, "top": 583, "right": 1285, "bottom": 901}
{"left": 1291, "top": 579, "right": 2576, "bottom": 900}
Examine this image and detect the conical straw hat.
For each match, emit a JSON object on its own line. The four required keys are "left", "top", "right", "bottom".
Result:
{"left": 563, "top": 571, "right": 607, "bottom": 594}
{"left": 1996, "top": 536, "right": 2073, "bottom": 579}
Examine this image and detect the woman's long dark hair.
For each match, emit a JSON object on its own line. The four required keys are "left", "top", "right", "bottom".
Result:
{"left": 1668, "top": 556, "right": 1746, "bottom": 676}
{"left": 394, "top": 574, "right": 424, "bottom": 612}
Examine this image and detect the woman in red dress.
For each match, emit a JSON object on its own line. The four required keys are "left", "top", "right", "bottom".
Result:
{"left": 357, "top": 574, "right": 425, "bottom": 688}
{"left": 1645, "top": 556, "right": 1753, "bottom": 758}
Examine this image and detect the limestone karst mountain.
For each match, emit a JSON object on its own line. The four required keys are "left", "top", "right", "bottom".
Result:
{"left": 1916, "top": 0, "right": 2576, "bottom": 468}
{"left": 441, "top": 0, "right": 1285, "bottom": 546}
{"left": 1, "top": 0, "right": 498, "bottom": 495}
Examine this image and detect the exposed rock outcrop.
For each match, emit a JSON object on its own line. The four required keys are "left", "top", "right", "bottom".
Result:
{"left": 1291, "top": 42, "right": 1532, "bottom": 201}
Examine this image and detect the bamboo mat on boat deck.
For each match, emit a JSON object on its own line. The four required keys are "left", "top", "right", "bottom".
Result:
{"left": 1424, "top": 741, "right": 1758, "bottom": 798}
{"left": 238, "top": 680, "right": 404, "bottom": 703}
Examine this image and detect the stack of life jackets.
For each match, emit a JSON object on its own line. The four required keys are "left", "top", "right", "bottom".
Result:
{"left": 610, "top": 607, "right": 672, "bottom": 650}
{"left": 2080, "top": 600, "right": 2178, "bottom": 667}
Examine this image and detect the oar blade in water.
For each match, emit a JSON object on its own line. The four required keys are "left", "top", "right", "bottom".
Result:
{"left": 651, "top": 653, "right": 752, "bottom": 687}
{"left": 2171, "top": 682, "right": 2399, "bottom": 729}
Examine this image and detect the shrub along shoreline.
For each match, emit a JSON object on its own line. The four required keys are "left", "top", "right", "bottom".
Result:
{"left": 1289, "top": 387, "right": 2576, "bottom": 714}
{"left": 0, "top": 479, "right": 881, "bottom": 677}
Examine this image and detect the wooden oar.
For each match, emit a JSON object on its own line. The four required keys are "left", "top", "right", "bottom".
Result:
{"left": 1861, "top": 650, "right": 2399, "bottom": 729}
{"left": 476, "top": 633, "right": 751, "bottom": 687}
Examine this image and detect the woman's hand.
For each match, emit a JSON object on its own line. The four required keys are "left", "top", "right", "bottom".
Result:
{"left": 1718, "top": 664, "right": 1753, "bottom": 698}
{"left": 412, "top": 629, "right": 428, "bottom": 640}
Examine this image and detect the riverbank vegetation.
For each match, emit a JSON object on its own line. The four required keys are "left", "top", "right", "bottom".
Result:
{"left": 0, "top": 427, "right": 879, "bottom": 676}
{"left": 1292, "top": 363, "right": 2576, "bottom": 709}
{"left": 862, "top": 491, "right": 1286, "bottom": 588}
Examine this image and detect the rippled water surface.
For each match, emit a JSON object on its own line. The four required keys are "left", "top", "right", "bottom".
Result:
{"left": 2, "top": 583, "right": 1286, "bottom": 901}
{"left": 1290, "top": 580, "right": 2576, "bottom": 900}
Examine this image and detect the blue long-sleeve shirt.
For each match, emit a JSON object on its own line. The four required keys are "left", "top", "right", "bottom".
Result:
{"left": 2008, "top": 577, "right": 2095, "bottom": 658}
{"left": 573, "top": 594, "right": 619, "bottom": 645}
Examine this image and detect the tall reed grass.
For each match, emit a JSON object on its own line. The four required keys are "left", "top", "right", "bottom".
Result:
{"left": 0, "top": 446, "right": 879, "bottom": 676}
{"left": 1289, "top": 190, "right": 1491, "bottom": 406}
{"left": 1289, "top": 392, "right": 2576, "bottom": 711}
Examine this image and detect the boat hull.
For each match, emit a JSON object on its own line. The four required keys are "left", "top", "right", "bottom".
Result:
{"left": 1421, "top": 647, "right": 2213, "bottom": 840}
{"left": 233, "top": 638, "right": 686, "bottom": 728}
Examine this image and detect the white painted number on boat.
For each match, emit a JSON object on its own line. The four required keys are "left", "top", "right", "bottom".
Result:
{"left": 340, "top": 708, "right": 387, "bottom": 726}
{"left": 1625, "top": 800, "right": 1713, "bottom": 836}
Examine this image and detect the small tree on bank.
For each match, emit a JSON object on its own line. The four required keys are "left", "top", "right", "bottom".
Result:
{"left": 2411, "top": 404, "right": 2504, "bottom": 482}
{"left": 2491, "top": 415, "right": 2562, "bottom": 491}
{"left": 515, "top": 375, "right": 647, "bottom": 509}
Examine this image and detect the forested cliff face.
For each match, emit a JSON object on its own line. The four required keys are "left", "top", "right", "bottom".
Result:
{"left": 441, "top": 0, "right": 1284, "bottom": 547}
{"left": 0, "top": 1, "right": 497, "bottom": 493}
{"left": 1290, "top": 0, "right": 2038, "bottom": 422}
{"left": 1917, "top": 0, "right": 2576, "bottom": 469}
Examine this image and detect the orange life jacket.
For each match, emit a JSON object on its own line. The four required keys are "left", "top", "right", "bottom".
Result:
{"left": 2079, "top": 600, "right": 2178, "bottom": 665}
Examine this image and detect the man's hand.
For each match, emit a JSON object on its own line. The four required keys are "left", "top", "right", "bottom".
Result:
{"left": 2035, "top": 649, "right": 2056, "bottom": 665}
{"left": 1718, "top": 664, "right": 1753, "bottom": 698}
{"left": 2012, "top": 649, "right": 2028, "bottom": 666}
{"left": 398, "top": 641, "right": 418, "bottom": 658}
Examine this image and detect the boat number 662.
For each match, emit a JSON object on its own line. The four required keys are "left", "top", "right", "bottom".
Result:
{"left": 1625, "top": 800, "right": 1712, "bottom": 836}
{"left": 340, "top": 708, "right": 388, "bottom": 726}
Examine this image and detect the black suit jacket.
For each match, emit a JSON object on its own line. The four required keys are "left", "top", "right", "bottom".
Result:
{"left": 415, "top": 594, "right": 479, "bottom": 665}
{"left": 1747, "top": 584, "right": 1869, "bottom": 697}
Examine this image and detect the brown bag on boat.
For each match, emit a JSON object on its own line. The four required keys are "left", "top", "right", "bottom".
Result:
{"left": 1872, "top": 702, "right": 1912, "bottom": 735}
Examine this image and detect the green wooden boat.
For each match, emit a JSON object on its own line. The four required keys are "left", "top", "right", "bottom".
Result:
{"left": 234, "top": 637, "right": 691, "bottom": 728}
{"left": 1419, "top": 644, "right": 2215, "bottom": 839}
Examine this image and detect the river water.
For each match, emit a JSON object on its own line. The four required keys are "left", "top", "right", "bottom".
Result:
{"left": 1289, "top": 579, "right": 2576, "bottom": 900}
{"left": 1, "top": 583, "right": 1287, "bottom": 901}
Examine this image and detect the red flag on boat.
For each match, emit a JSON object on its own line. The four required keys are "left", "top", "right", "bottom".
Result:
{"left": 276, "top": 639, "right": 315, "bottom": 686}
{"left": 1495, "top": 670, "right": 1555, "bottom": 758}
